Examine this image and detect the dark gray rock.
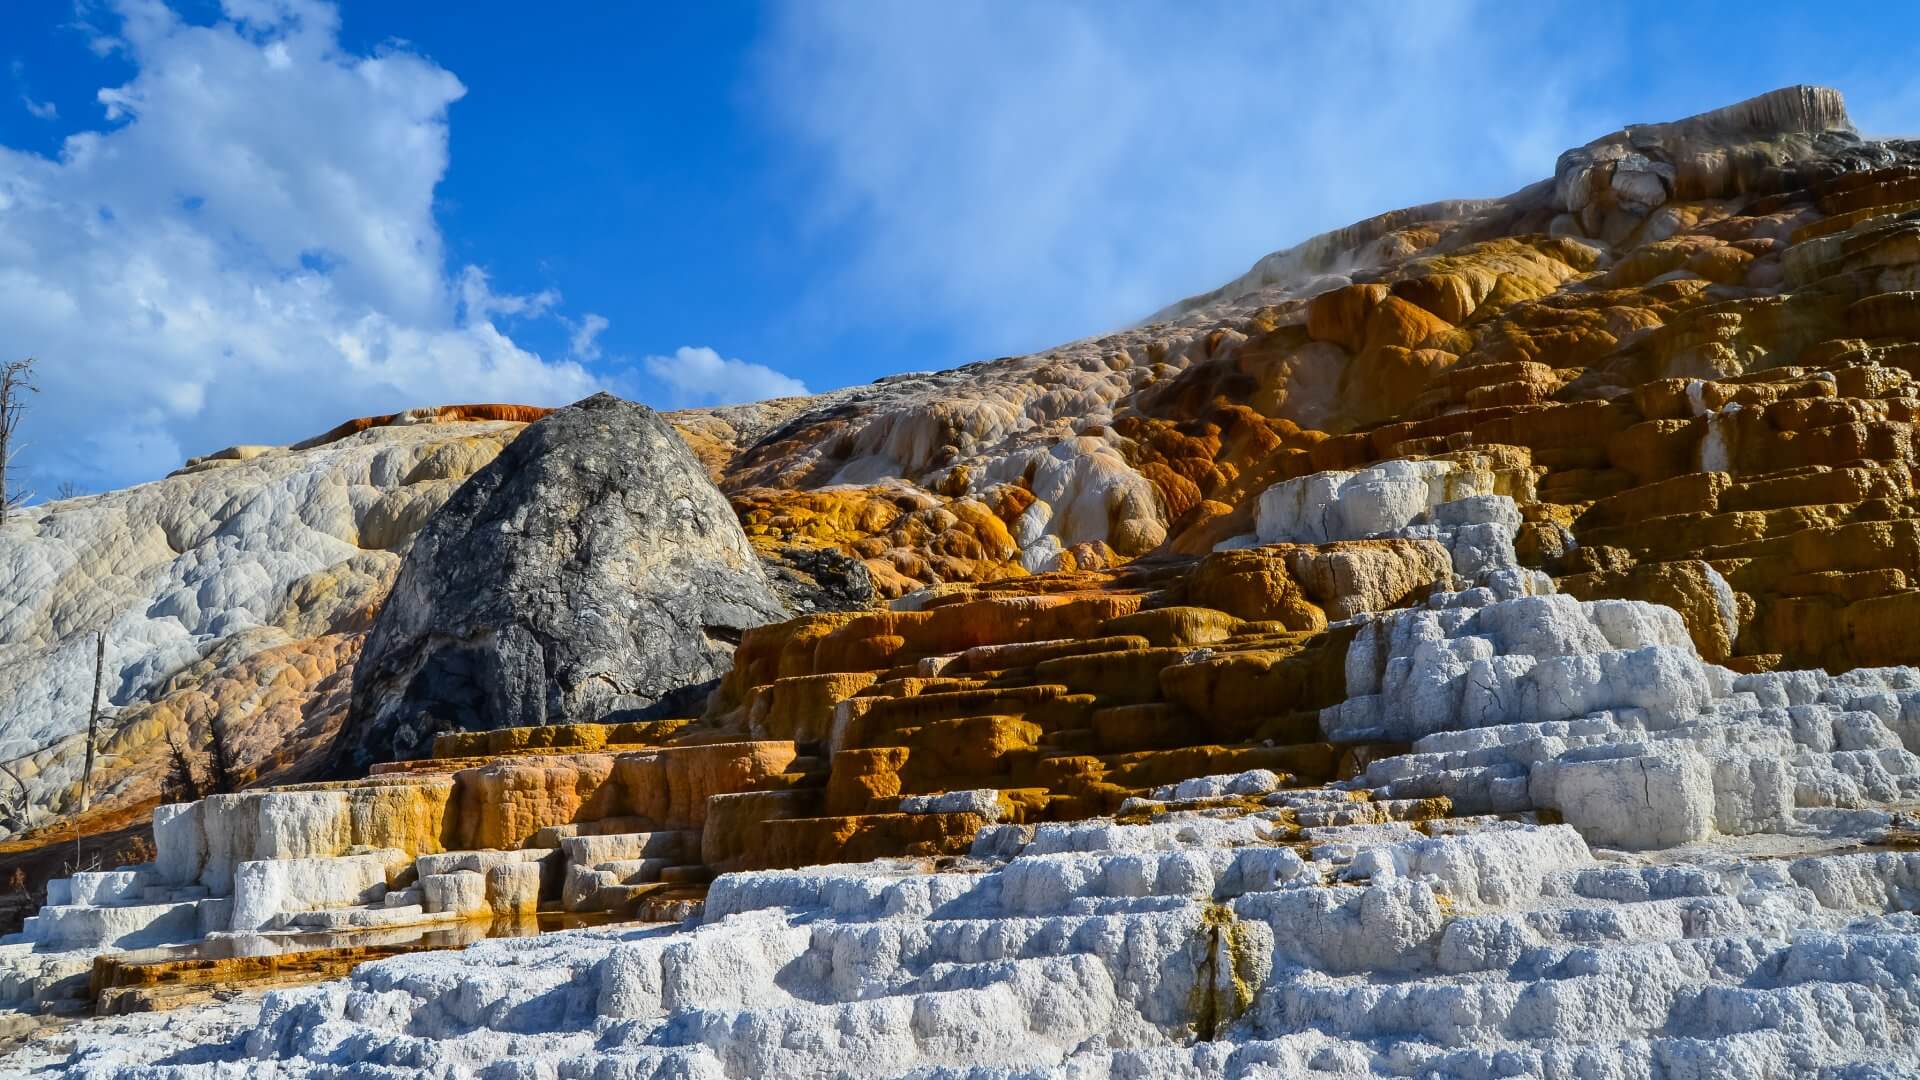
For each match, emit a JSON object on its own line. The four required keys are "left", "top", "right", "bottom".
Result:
{"left": 335, "top": 393, "right": 789, "bottom": 771}
{"left": 758, "top": 544, "right": 876, "bottom": 615}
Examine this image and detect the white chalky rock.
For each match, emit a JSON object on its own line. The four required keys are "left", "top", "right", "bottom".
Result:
{"left": 20, "top": 899, "right": 206, "bottom": 950}
{"left": 1251, "top": 461, "right": 1535, "bottom": 577}
{"left": 228, "top": 849, "right": 405, "bottom": 931}
{"left": 41, "top": 791, "right": 1920, "bottom": 1076}
{"left": 65, "top": 868, "right": 159, "bottom": 908}
{"left": 140, "top": 781, "right": 459, "bottom": 908}
{"left": 897, "top": 788, "right": 1004, "bottom": 820}
{"left": 419, "top": 871, "right": 488, "bottom": 917}
{"left": 152, "top": 802, "right": 206, "bottom": 885}
{"left": 1257, "top": 460, "right": 1497, "bottom": 544}
{"left": 1535, "top": 749, "right": 1717, "bottom": 849}
{"left": 970, "top": 823, "right": 1034, "bottom": 861}
{"left": 1329, "top": 593, "right": 1712, "bottom": 742}
{"left": 560, "top": 831, "right": 695, "bottom": 865}
{"left": 1344, "top": 823, "right": 1593, "bottom": 905}
{"left": 485, "top": 862, "right": 542, "bottom": 914}
{"left": 414, "top": 848, "right": 553, "bottom": 878}
{"left": 1338, "top": 585, "right": 1920, "bottom": 851}
{"left": 14, "top": 804, "right": 1920, "bottom": 1078}
{"left": 1150, "top": 768, "right": 1283, "bottom": 801}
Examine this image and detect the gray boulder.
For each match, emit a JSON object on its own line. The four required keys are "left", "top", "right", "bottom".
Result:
{"left": 335, "top": 393, "right": 789, "bottom": 771}
{"left": 758, "top": 544, "right": 875, "bottom": 615}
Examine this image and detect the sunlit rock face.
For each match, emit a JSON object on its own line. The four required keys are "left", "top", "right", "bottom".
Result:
{"left": 675, "top": 84, "right": 1920, "bottom": 659}
{"left": 23, "top": 804, "right": 1920, "bottom": 1076}
{"left": 13, "top": 84, "right": 1920, "bottom": 1078}
{"left": 15, "top": 83, "right": 1920, "bottom": 830}
{"left": 0, "top": 406, "right": 541, "bottom": 836}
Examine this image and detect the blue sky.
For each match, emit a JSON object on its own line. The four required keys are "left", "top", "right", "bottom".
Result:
{"left": 4, "top": 1, "right": 1920, "bottom": 493}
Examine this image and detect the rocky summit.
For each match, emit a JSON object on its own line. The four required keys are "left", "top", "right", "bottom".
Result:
{"left": 4, "top": 85, "right": 1920, "bottom": 1077}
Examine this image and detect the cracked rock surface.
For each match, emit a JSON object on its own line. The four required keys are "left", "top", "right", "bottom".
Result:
{"left": 17, "top": 809, "right": 1920, "bottom": 1079}
{"left": 339, "top": 393, "right": 789, "bottom": 771}
{"left": 14, "top": 84, "right": 1920, "bottom": 1079}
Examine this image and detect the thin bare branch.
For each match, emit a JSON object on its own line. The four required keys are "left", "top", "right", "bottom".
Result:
{"left": 0, "top": 358, "right": 39, "bottom": 525}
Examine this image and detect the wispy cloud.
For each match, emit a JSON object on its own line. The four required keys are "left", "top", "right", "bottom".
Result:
{"left": 0, "top": 0, "right": 602, "bottom": 492}
{"left": 643, "top": 346, "right": 809, "bottom": 408}
{"left": 568, "top": 313, "right": 610, "bottom": 362}
{"left": 11, "top": 56, "right": 59, "bottom": 120}
{"left": 755, "top": 3, "right": 1604, "bottom": 359}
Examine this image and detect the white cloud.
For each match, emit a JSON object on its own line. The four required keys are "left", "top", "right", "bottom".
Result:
{"left": 755, "top": 3, "right": 1605, "bottom": 359}
{"left": 456, "top": 265, "right": 558, "bottom": 323}
{"left": 12, "top": 57, "right": 59, "bottom": 120}
{"left": 1, "top": 0, "right": 603, "bottom": 493}
{"left": 642, "top": 346, "right": 809, "bottom": 408}
{"left": 568, "top": 313, "right": 610, "bottom": 362}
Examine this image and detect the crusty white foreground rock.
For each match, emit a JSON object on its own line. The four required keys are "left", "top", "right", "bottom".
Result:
{"left": 21, "top": 802, "right": 1920, "bottom": 1078}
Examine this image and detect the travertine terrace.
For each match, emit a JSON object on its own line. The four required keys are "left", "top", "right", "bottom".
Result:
{"left": 6, "top": 85, "right": 1920, "bottom": 1076}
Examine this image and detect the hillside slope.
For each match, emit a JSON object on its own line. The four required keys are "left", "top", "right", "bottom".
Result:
{"left": 7, "top": 84, "right": 1920, "bottom": 1076}
{"left": 5, "top": 81, "right": 1920, "bottom": 849}
{"left": 0, "top": 408, "right": 544, "bottom": 839}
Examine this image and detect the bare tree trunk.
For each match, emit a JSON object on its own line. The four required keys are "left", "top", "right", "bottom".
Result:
{"left": 208, "top": 715, "right": 239, "bottom": 796}
{"left": 0, "top": 400, "right": 9, "bottom": 528}
{"left": 74, "top": 631, "right": 104, "bottom": 873}
{"left": 80, "top": 631, "right": 103, "bottom": 815}
{"left": 0, "top": 358, "right": 38, "bottom": 526}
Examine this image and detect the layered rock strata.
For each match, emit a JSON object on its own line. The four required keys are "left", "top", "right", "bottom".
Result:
{"left": 7, "top": 84, "right": 1920, "bottom": 1077}
{"left": 13, "top": 85, "right": 1920, "bottom": 842}
{"left": 7, "top": 486, "right": 1918, "bottom": 1077}
{"left": 20, "top": 781, "right": 1920, "bottom": 1076}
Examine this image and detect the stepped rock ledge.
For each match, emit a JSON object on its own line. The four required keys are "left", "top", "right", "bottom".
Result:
{"left": 3, "top": 86, "right": 1920, "bottom": 1078}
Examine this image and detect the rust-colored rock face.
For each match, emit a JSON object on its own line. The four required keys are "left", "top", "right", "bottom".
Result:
{"left": 358, "top": 85, "right": 1920, "bottom": 885}
{"left": 289, "top": 404, "right": 556, "bottom": 451}
{"left": 17, "top": 90, "right": 1920, "bottom": 1044}
{"left": 23, "top": 91, "right": 1920, "bottom": 1080}
{"left": 0, "top": 91, "right": 1895, "bottom": 776}
{"left": 632, "top": 94, "right": 1919, "bottom": 676}
{"left": 11, "top": 87, "right": 1918, "bottom": 839}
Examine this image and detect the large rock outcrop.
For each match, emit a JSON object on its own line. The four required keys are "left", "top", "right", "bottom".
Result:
{"left": 0, "top": 406, "right": 542, "bottom": 839}
{"left": 15, "top": 86, "right": 1920, "bottom": 1076}
{"left": 18, "top": 83, "right": 1920, "bottom": 851}
{"left": 20, "top": 82, "right": 1920, "bottom": 1071}
{"left": 338, "top": 393, "right": 788, "bottom": 771}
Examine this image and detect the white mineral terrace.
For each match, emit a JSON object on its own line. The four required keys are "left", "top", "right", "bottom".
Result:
{"left": 4, "top": 482, "right": 1919, "bottom": 1078}
{"left": 13, "top": 801, "right": 1920, "bottom": 1078}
